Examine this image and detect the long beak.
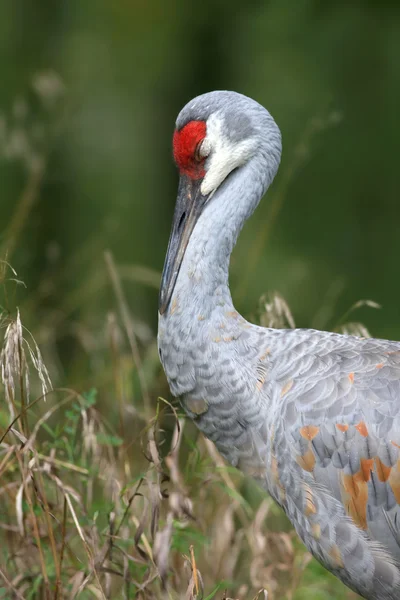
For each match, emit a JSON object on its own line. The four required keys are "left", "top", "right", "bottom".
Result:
{"left": 159, "top": 175, "right": 209, "bottom": 315}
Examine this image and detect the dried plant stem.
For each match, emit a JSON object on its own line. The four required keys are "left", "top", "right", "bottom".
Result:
{"left": 0, "top": 444, "right": 15, "bottom": 480}
{"left": 131, "top": 514, "right": 154, "bottom": 562}
{"left": 203, "top": 438, "right": 250, "bottom": 528}
{"left": 0, "top": 394, "right": 43, "bottom": 445}
{"left": 104, "top": 250, "right": 150, "bottom": 417}
{"left": 54, "top": 497, "right": 67, "bottom": 600}
{"left": 34, "top": 466, "right": 61, "bottom": 591}
{"left": 4, "top": 381, "right": 18, "bottom": 421}
{"left": 115, "top": 478, "right": 144, "bottom": 539}
{"left": 23, "top": 391, "right": 77, "bottom": 453}
{"left": 0, "top": 160, "right": 46, "bottom": 261}
{"left": 65, "top": 492, "right": 107, "bottom": 600}
{"left": 189, "top": 545, "right": 199, "bottom": 596}
{"left": 16, "top": 451, "right": 51, "bottom": 599}
{"left": 17, "top": 332, "right": 29, "bottom": 438}
{"left": 108, "top": 312, "right": 132, "bottom": 480}
{"left": 36, "top": 452, "right": 89, "bottom": 474}
{"left": 0, "top": 567, "right": 26, "bottom": 600}
{"left": 95, "top": 478, "right": 144, "bottom": 575}
{"left": 108, "top": 312, "right": 126, "bottom": 435}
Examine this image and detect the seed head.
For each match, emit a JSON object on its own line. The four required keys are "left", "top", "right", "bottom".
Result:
{"left": 1, "top": 310, "right": 52, "bottom": 418}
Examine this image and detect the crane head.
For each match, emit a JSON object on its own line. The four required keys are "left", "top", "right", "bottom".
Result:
{"left": 159, "top": 90, "right": 281, "bottom": 315}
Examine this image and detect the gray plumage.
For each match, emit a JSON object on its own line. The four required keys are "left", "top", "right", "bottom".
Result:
{"left": 158, "top": 90, "right": 400, "bottom": 599}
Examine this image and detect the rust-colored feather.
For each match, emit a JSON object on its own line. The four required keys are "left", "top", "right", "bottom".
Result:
{"left": 341, "top": 470, "right": 369, "bottom": 530}
{"left": 297, "top": 447, "right": 316, "bottom": 473}
{"left": 300, "top": 425, "right": 320, "bottom": 441}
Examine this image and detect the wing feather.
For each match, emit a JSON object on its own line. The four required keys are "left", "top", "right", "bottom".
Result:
{"left": 264, "top": 331, "right": 400, "bottom": 597}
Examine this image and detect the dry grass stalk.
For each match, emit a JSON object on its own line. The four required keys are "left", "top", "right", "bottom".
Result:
{"left": 0, "top": 272, "right": 359, "bottom": 598}
{"left": 1, "top": 310, "right": 28, "bottom": 422}
{"left": 0, "top": 310, "right": 52, "bottom": 433}
{"left": 15, "top": 450, "right": 51, "bottom": 598}
{"left": 258, "top": 292, "right": 295, "bottom": 330}
{"left": 0, "top": 566, "right": 26, "bottom": 600}
{"left": 104, "top": 249, "right": 150, "bottom": 417}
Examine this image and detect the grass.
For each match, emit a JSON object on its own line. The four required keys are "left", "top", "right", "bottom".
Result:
{"left": 0, "top": 75, "right": 363, "bottom": 599}
{"left": 0, "top": 258, "right": 363, "bottom": 600}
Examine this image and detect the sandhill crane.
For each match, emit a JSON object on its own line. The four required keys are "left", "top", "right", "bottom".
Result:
{"left": 157, "top": 90, "right": 400, "bottom": 600}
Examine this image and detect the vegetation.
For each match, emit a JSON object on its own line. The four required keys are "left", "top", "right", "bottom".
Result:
{"left": 1, "top": 3, "right": 398, "bottom": 598}
{"left": 0, "top": 257, "right": 362, "bottom": 599}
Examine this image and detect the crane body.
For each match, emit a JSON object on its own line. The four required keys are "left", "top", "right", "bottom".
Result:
{"left": 157, "top": 91, "right": 400, "bottom": 599}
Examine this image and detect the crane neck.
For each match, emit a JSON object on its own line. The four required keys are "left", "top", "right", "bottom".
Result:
{"left": 170, "top": 153, "right": 274, "bottom": 318}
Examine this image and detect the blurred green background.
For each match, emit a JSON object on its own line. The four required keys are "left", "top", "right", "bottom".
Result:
{"left": 1, "top": 0, "right": 400, "bottom": 359}
{"left": 1, "top": 2, "right": 399, "bottom": 598}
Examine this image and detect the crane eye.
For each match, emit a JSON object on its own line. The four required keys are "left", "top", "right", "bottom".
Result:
{"left": 194, "top": 141, "right": 203, "bottom": 163}
{"left": 194, "top": 139, "right": 211, "bottom": 163}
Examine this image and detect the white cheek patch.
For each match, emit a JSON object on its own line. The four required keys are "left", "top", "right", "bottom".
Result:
{"left": 200, "top": 112, "right": 256, "bottom": 196}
